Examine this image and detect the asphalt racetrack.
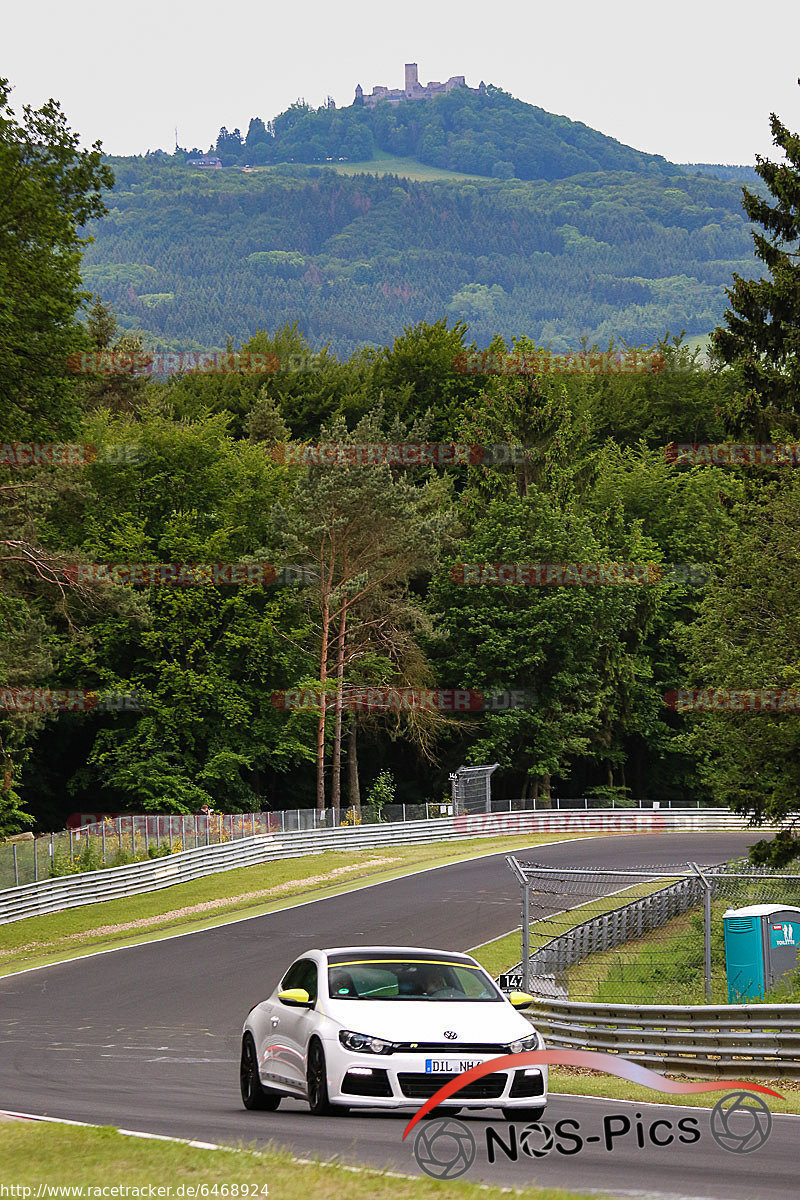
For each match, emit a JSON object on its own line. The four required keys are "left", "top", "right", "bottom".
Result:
{"left": 0, "top": 831, "right": 796, "bottom": 1199}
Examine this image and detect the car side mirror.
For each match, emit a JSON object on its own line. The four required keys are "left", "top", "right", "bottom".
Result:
{"left": 508, "top": 991, "right": 535, "bottom": 1009}
{"left": 278, "top": 988, "right": 313, "bottom": 1008}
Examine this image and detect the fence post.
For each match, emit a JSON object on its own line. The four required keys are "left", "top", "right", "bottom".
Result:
{"left": 690, "top": 862, "right": 713, "bottom": 1002}
{"left": 34, "top": 837, "right": 39, "bottom": 882}
{"left": 13, "top": 844, "right": 18, "bottom": 886}
{"left": 145, "top": 820, "right": 150, "bottom": 855}
{"left": 402, "top": 803, "right": 406, "bottom": 822}
{"left": 131, "top": 815, "right": 136, "bottom": 857}
{"left": 102, "top": 823, "right": 106, "bottom": 864}
{"left": 522, "top": 884, "right": 531, "bottom": 993}
{"left": 425, "top": 802, "right": 430, "bottom": 820}
{"left": 69, "top": 827, "right": 73, "bottom": 860}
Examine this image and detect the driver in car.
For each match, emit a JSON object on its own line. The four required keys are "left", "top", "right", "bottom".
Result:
{"left": 420, "top": 964, "right": 458, "bottom": 996}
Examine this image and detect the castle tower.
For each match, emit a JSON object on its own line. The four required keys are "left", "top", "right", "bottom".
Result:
{"left": 404, "top": 63, "right": 419, "bottom": 96}
{"left": 354, "top": 83, "right": 364, "bottom": 106}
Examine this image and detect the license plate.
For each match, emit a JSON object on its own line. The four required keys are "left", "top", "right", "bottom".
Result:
{"left": 425, "top": 1058, "right": 482, "bottom": 1073}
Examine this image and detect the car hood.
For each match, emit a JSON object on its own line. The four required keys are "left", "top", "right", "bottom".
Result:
{"left": 322, "top": 998, "right": 538, "bottom": 1044}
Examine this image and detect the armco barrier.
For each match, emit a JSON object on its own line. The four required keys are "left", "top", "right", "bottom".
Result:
{"left": 529, "top": 997, "right": 800, "bottom": 1078}
{"left": 505, "top": 867, "right": 730, "bottom": 995}
{"left": 0, "top": 808, "right": 762, "bottom": 925}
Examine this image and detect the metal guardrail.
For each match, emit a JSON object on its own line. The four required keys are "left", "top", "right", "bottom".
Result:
{"left": 506, "top": 868, "right": 729, "bottom": 995}
{"left": 0, "top": 796, "right": 713, "bottom": 889}
{"left": 528, "top": 997, "right": 800, "bottom": 1078}
{"left": 0, "top": 808, "right": 753, "bottom": 925}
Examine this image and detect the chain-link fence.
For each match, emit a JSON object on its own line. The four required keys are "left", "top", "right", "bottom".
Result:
{"left": 0, "top": 793, "right": 711, "bottom": 890}
{"left": 503, "top": 857, "right": 800, "bottom": 1006}
{"left": 0, "top": 803, "right": 450, "bottom": 889}
{"left": 450, "top": 764, "right": 499, "bottom": 813}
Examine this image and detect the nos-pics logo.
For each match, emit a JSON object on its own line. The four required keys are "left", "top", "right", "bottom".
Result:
{"left": 404, "top": 1050, "right": 781, "bottom": 1181}
{"left": 413, "top": 1093, "right": 773, "bottom": 1180}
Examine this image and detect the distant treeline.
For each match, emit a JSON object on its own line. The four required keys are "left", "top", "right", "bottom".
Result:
{"left": 680, "top": 163, "right": 760, "bottom": 182}
{"left": 195, "top": 87, "right": 676, "bottom": 182}
{"left": 84, "top": 159, "right": 759, "bottom": 356}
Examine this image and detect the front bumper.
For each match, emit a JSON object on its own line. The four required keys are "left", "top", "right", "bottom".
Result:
{"left": 327, "top": 1048, "right": 548, "bottom": 1109}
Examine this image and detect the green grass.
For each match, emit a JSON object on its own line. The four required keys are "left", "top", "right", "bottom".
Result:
{"left": 564, "top": 907, "right": 726, "bottom": 1003}
{"left": 565, "top": 887, "right": 800, "bottom": 1005}
{"left": 471, "top": 885, "right": 800, "bottom": 1111}
{"left": 0, "top": 832, "right": 597, "bottom": 977}
{"left": 470, "top": 880, "right": 670, "bottom": 979}
{"left": 255, "top": 149, "right": 488, "bottom": 183}
{"left": 547, "top": 1069, "right": 800, "bottom": 1114}
{"left": 0, "top": 1119, "right": 618, "bottom": 1199}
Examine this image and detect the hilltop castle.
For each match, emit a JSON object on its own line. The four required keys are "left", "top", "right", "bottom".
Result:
{"left": 354, "top": 63, "right": 484, "bottom": 109}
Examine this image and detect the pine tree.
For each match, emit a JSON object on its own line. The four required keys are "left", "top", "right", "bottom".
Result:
{"left": 713, "top": 83, "right": 800, "bottom": 439}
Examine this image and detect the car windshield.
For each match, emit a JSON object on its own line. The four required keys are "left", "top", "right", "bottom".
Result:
{"left": 327, "top": 959, "right": 502, "bottom": 1001}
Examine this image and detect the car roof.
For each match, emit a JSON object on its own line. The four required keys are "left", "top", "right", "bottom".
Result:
{"left": 322, "top": 947, "right": 478, "bottom": 966}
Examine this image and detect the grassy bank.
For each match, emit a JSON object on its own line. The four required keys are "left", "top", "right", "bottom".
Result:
{"left": 547, "top": 1069, "right": 800, "bottom": 1114}
{"left": 470, "top": 879, "right": 670, "bottom": 978}
{"left": 255, "top": 149, "right": 486, "bottom": 182}
{"left": 0, "top": 1119, "right": 616, "bottom": 1200}
{"left": 0, "top": 832, "right": 596, "bottom": 977}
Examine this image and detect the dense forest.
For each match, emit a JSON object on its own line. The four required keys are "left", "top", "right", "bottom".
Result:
{"left": 3, "top": 74, "right": 800, "bottom": 863}
{"left": 79, "top": 86, "right": 767, "bottom": 356}
{"left": 83, "top": 159, "right": 760, "bottom": 357}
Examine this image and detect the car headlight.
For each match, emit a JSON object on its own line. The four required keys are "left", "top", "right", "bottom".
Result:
{"left": 506, "top": 1032, "right": 543, "bottom": 1054}
{"left": 339, "top": 1029, "right": 395, "bottom": 1055}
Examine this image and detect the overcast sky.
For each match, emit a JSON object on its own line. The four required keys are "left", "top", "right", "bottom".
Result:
{"left": 6, "top": 0, "right": 800, "bottom": 164}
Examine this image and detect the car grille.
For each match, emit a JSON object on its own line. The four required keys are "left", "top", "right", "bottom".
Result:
{"left": 398, "top": 1072, "right": 507, "bottom": 1100}
{"left": 341, "top": 1069, "right": 392, "bottom": 1097}
{"left": 509, "top": 1070, "right": 546, "bottom": 1098}
{"left": 393, "top": 1042, "right": 508, "bottom": 1055}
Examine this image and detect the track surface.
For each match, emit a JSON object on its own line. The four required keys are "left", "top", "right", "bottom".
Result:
{"left": 0, "top": 831, "right": 795, "bottom": 1199}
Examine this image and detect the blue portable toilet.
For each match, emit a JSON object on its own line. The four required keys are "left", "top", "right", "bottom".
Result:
{"left": 723, "top": 903, "right": 800, "bottom": 1002}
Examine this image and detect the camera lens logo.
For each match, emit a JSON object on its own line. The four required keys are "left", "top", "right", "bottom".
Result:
{"left": 518, "top": 1122, "right": 554, "bottom": 1158}
{"left": 710, "top": 1091, "right": 773, "bottom": 1154}
{"left": 413, "top": 1117, "right": 476, "bottom": 1179}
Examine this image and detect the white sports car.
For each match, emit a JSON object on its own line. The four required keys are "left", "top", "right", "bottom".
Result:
{"left": 240, "top": 945, "right": 547, "bottom": 1119}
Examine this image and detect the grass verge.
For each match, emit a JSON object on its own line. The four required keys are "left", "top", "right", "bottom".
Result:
{"left": 470, "top": 880, "right": 670, "bottom": 979}
{"left": 0, "top": 832, "right": 596, "bottom": 978}
{"left": 0, "top": 1118, "right": 616, "bottom": 1199}
{"left": 470, "top": 893, "right": 800, "bottom": 1113}
{"left": 547, "top": 1069, "right": 800, "bottom": 1114}
{"left": 255, "top": 150, "right": 487, "bottom": 183}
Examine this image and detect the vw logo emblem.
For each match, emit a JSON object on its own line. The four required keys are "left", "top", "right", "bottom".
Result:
{"left": 443, "top": 1030, "right": 457, "bottom": 1039}
{"left": 710, "top": 1091, "right": 773, "bottom": 1154}
{"left": 413, "top": 1117, "right": 476, "bottom": 1179}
